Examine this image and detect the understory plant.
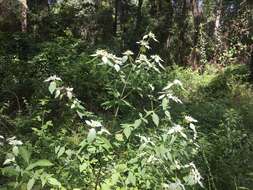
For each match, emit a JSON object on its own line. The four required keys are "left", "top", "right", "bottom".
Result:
{"left": 1, "top": 33, "right": 203, "bottom": 190}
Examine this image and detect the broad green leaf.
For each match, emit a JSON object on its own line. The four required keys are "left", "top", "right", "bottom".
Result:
{"left": 55, "top": 89, "right": 60, "bottom": 98}
{"left": 48, "top": 177, "right": 61, "bottom": 187}
{"left": 115, "top": 133, "right": 124, "bottom": 141}
{"left": 100, "top": 137, "right": 112, "bottom": 150}
{"left": 166, "top": 183, "right": 183, "bottom": 190}
{"left": 101, "top": 184, "right": 111, "bottom": 190}
{"left": 3, "top": 157, "right": 15, "bottom": 165}
{"left": 162, "top": 98, "right": 169, "bottom": 110}
{"left": 40, "top": 172, "right": 49, "bottom": 187}
{"left": 122, "top": 100, "right": 133, "bottom": 108}
{"left": 87, "top": 128, "right": 96, "bottom": 143}
{"left": 152, "top": 113, "right": 159, "bottom": 126}
{"left": 165, "top": 111, "right": 171, "bottom": 120}
{"left": 55, "top": 146, "right": 60, "bottom": 154}
{"left": 26, "top": 160, "right": 54, "bottom": 171}
{"left": 19, "top": 147, "right": 31, "bottom": 164}
{"left": 184, "top": 174, "right": 196, "bottom": 186}
{"left": 1, "top": 166, "right": 19, "bottom": 177}
{"left": 123, "top": 127, "right": 132, "bottom": 139}
{"left": 133, "top": 119, "right": 142, "bottom": 128}
{"left": 117, "top": 164, "right": 127, "bottom": 172}
{"left": 167, "top": 152, "right": 173, "bottom": 162}
{"left": 77, "top": 111, "right": 85, "bottom": 119}
{"left": 114, "top": 64, "right": 120, "bottom": 72}
{"left": 57, "top": 147, "right": 65, "bottom": 158}
{"left": 122, "top": 55, "right": 128, "bottom": 63}
{"left": 12, "top": 146, "right": 19, "bottom": 156}
{"left": 79, "top": 163, "right": 88, "bottom": 172}
{"left": 102, "top": 56, "right": 108, "bottom": 64}
{"left": 111, "top": 172, "right": 120, "bottom": 185}
{"left": 48, "top": 81, "right": 56, "bottom": 94}
{"left": 126, "top": 172, "right": 136, "bottom": 185}
{"left": 27, "top": 178, "right": 35, "bottom": 190}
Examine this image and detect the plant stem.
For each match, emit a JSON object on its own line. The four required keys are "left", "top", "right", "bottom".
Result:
{"left": 114, "top": 67, "right": 133, "bottom": 118}
{"left": 95, "top": 164, "right": 102, "bottom": 190}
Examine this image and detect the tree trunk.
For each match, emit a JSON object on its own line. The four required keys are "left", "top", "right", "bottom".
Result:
{"left": 165, "top": 0, "right": 174, "bottom": 49}
{"left": 20, "top": 0, "right": 28, "bottom": 32}
{"left": 192, "top": 0, "right": 201, "bottom": 46}
{"left": 135, "top": 0, "right": 143, "bottom": 31}
{"left": 214, "top": 0, "right": 222, "bottom": 40}
{"left": 178, "top": 0, "right": 188, "bottom": 66}
{"left": 190, "top": 0, "right": 202, "bottom": 68}
{"left": 113, "top": 0, "right": 121, "bottom": 36}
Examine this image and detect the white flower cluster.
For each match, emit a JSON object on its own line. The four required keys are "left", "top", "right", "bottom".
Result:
{"left": 85, "top": 120, "right": 111, "bottom": 135}
{"left": 6, "top": 136, "right": 23, "bottom": 146}
{"left": 158, "top": 79, "right": 184, "bottom": 103}
{"left": 92, "top": 50, "right": 124, "bottom": 72}
{"left": 44, "top": 75, "right": 62, "bottom": 82}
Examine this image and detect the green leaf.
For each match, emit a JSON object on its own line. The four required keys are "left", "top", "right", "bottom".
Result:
{"left": 184, "top": 174, "right": 196, "bottom": 186}
{"left": 166, "top": 183, "right": 183, "bottom": 190}
{"left": 101, "top": 184, "right": 111, "bottom": 190}
{"left": 79, "top": 163, "right": 88, "bottom": 173}
{"left": 111, "top": 172, "right": 120, "bottom": 185}
{"left": 126, "top": 171, "right": 136, "bottom": 185}
{"left": 102, "top": 56, "right": 108, "bottom": 64}
{"left": 57, "top": 147, "right": 65, "bottom": 158}
{"left": 55, "top": 89, "right": 60, "bottom": 98}
{"left": 165, "top": 111, "right": 171, "bottom": 120}
{"left": 12, "top": 146, "right": 19, "bottom": 156}
{"left": 122, "top": 55, "right": 128, "bottom": 63}
{"left": 19, "top": 147, "right": 31, "bottom": 164}
{"left": 162, "top": 98, "right": 169, "bottom": 110}
{"left": 77, "top": 111, "right": 85, "bottom": 119}
{"left": 133, "top": 119, "right": 142, "bottom": 128}
{"left": 26, "top": 160, "right": 54, "bottom": 171}
{"left": 48, "top": 177, "right": 61, "bottom": 187}
{"left": 1, "top": 166, "right": 19, "bottom": 177}
{"left": 87, "top": 128, "right": 96, "bottom": 143}
{"left": 114, "top": 64, "right": 120, "bottom": 72}
{"left": 122, "top": 100, "right": 133, "bottom": 108}
{"left": 152, "top": 112, "right": 159, "bottom": 126}
{"left": 115, "top": 133, "right": 124, "bottom": 141}
{"left": 27, "top": 178, "right": 35, "bottom": 190}
{"left": 123, "top": 126, "right": 132, "bottom": 139}
{"left": 48, "top": 81, "right": 56, "bottom": 94}
{"left": 40, "top": 172, "right": 48, "bottom": 187}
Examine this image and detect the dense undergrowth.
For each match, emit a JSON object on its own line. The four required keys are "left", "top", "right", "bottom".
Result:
{"left": 1, "top": 34, "right": 253, "bottom": 190}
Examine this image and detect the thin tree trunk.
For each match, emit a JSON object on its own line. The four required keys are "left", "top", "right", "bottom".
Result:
{"left": 165, "top": 0, "right": 174, "bottom": 49}
{"left": 157, "top": 0, "right": 162, "bottom": 15}
{"left": 192, "top": 0, "right": 201, "bottom": 46}
{"left": 135, "top": 0, "right": 143, "bottom": 31}
{"left": 179, "top": 0, "right": 188, "bottom": 66}
{"left": 113, "top": 0, "right": 118, "bottom": 35}
{"left": 113, "top": 0, "right": 121, "bottom": 36}
{"left": 214, "top": 0, "right": 222, "bottom": 40}
{"left": 20, "top": 0, "right": 28, "bottom": 32}
{"left": 190, "top": 0, "right": 202, "bottom": 69}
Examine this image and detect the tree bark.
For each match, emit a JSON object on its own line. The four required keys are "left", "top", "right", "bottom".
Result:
{"left": 20, "top": 0, "right": 28, "bottom": 32}
{"left": 192, "top": 0, "right": 201, "bottom": 46}
{"left": 178, "top": 0, "right": 188, "bottom": 66}
{"left": 165, "top": 0, "right": 174, "bottom": 49}
{"left": 190, "top": 0, "right": 202, "bottom": 69}
{"left": 135, "top": 0, "right": 143, "bottom": 31}
{"left": 214, "top": 0, "right": 222, "bottom": 40}
{"left": 113, "top": 0, "right": 121, "bottom": 36}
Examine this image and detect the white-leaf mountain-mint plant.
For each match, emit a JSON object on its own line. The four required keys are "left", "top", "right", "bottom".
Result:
{"left": 92, "top": 32, "right": 203, "bottom": 189}
{"left": 1, "top": 32, "right": 203, "bottom": 190}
